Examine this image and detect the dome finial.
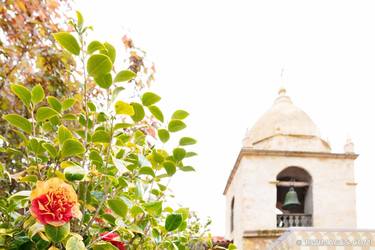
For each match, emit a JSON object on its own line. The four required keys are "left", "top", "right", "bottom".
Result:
{"left": 278, "top": 87, "right": 286, "bottom": 96}
{"left": 278, "top": 67, "right": 286, "bottom": 96}
{"left": 274, "top": 87, "right": 292, "bottom": 105}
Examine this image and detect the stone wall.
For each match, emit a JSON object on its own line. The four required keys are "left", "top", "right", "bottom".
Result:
{"left": 242, "top": 229, "right": 284, "bottom": 250}
{"left": 239, "top": 153, "right": 357, "bottom": 229}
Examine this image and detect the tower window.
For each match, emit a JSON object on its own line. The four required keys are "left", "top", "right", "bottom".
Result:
{"left": 276, "top": 166, "right": 313, "bottom": 228}
{"left": 231, "top": 197, "right": 235, "bottom": 232}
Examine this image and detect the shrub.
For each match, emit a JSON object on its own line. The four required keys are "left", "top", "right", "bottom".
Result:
{"left": 0, "top": 12, "right": 225, "bottom": 250}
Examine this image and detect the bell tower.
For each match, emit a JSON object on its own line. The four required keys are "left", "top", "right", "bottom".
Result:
{"left": 224, "top": 89, "right": 358, "bottom": 249}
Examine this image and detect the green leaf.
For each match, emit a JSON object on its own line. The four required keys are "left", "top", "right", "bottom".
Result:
{"left": 165, "top": 214, "right": 183, "bottom": 231}
{"left": 53, "top": 32, "right": 80, "bottom": 55}
{"left": 88, "top": 102, "right": 97, "bottom": 112}
{"left": 179, "top": 137, "right": 197, "bottom": 146}
{"left": 157, "top": 129, "right": 170, "bottom": 143}
{"left": 134, "top": 130, "right": 146, "bottom": 145}
{"left": 62, "top": 114, "right": 77, "bottom": 121}
{"left": 61, "top": 139, "right": 85, "bottom": 158}
{"left": 13, "top": 130, "right": 27, "bottom": 142}
{"left": 128, "top": 224, "right": 144, "bottom": 234}
{"left": 94, "top": 73, "right": 112, "bottom": 89}
{"left": 87, "top": 54, "right": 112, "bottom": 77}
{"left": 101, "top": 213, "right": 116, "bottom": 225}
{"left": 141, "top": 92, "right": 161, "bottom": 106}
{"left": 31, "top": 84, "right": 45, "bottom": 104}
{"left": 111, "top": 87, "right": 125, "bottom": 103}
{"left": 66, "top": 235, "right": 86, "bottom": 250}
{"left": 92, "top": 242, "right": 118, "bottom": 250}
{"left": 45, "top": 223, "right": 70, "bottom": 243}
{"left": 168, "top": 120, "right": 186, "bottom": 132}
{"left": 178, "top": 221, "right": 187, "bottom": 232}
{"left": 144, "top": 201, "right": 163, "bottom": 217}
{"left": 62, "top": 161, "right": 79, "bottom": 169}
{"left": 152, "top": 150, "right": 164, "bottom": 163}
{"left": 163, "top": 161, "right": 176, "bottom": 176}
{"left": 171, "top": 110, "right": 189, "bottom": 120}
{"left": 113, "top": 158, "right": 126, "bottom": 174}
{"left": 29, "top": 138, "right": 45, "bottom": 155}
{"left": 175, "top": 207, "right": 190, "bottom": 220}
{"left": 130, "top": 102, "right": 145, "bottom": 122}
{"left": 228, "top": 243, "right": 237, "bottom": 250}
{"left": 97, "top": 112, "right": 107, "bottom": 122}
{"left": 130, "top": 206, "right": 144, "bottom": 217}
{"left": 20, "top": 175, "right": 38, "bottom": 183}
{"left": 148, "top": 106, "right": 164, "bottom": 122}
{"left": 108, "top": 198, "right": 128, "bottom": 218}
{"left": 3, "top": 114, "right": 32, "bottom": 134}
{"left": 87, "top": 40, "right": 105, "bottom": 54}
{"left": 42, "top": 143, "right": 57, "bottom": 158}
{"left": 62, "top": 98, "right": 75, "bottom": 111}
{"left": 28, "top": 221, "right": 44, "bottom": 239}
{"left": 36, "top": 107, "right": 59, "bottom": 121}
{"left": 173, "top": 148, "right": 186, "bottom": 161}
{"left": 114, "top": 70, "right": 136, "bottom": 83}
{"left": 76, "top": 11, "right": 84, "bottom": 28}
{"left": 114, "top": 123, "right": 132, "bottom": 130}
{"left": 186, "top": 152, "right": 198, "bottom": 158}
{"left": 58, "top": 125, "right": 73, "bottom": 145}
{"left": 64, "top": 166, "right": 86, "bottom": 181}
{"left": 180, "top": 166, "right": 195, "bottom": 172}
{"left": 47, "top": 96, "right": 62, "bottom": 112}
{"left": 115, "top": 101, "right": 134, "bottom": 115}
{"left": 116, "top": 134, "right": 131, "bottom": 145}
{"left": 8, "top": 190, "right": 31, "bottom": 201}
{"left": 89, "top": 150, "right": 103, "bottom": 165}
{"left": 92, "top": 130, "right": 111, "bottom": 143}
{"left": 139, "top": 166, "right": 155, "bottom": 177}
{"left": 101, "top": 42, "right": 116, "bottom": 63}
{"left": 10, "top": 83, "right": 31, "bottom": 107}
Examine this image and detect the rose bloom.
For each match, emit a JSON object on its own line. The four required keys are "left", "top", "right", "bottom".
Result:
{"left": 30, "top": 178, "right": 81, "bottom": 226}
{"left": 100, "top": 232, "right": 126, "bottom": 250}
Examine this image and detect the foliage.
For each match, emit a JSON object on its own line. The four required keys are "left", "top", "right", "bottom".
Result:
{"left": 0, "top": 0, "right": 77, "bottom": 111}
{"left": 0, "top": 0, "right": 78, "bottom": 195}
{"left": 0, "top": 0, "right": 155, "bottom": 197}
{"left": 0, "top": 12, "right": 231, "bottom": 250}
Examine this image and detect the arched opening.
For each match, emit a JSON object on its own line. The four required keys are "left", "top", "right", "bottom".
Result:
{"left": 276, "top": 166, "right": 313, "bottom": 227}
{"left": 230, "top": 197, "right": 235, "bottom": 232}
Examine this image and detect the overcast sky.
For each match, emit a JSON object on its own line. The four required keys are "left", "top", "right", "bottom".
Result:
{"left": 76, "top": 0, "right": 375, "bottom": 235}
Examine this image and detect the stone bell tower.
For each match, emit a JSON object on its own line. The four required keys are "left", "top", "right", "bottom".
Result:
{"left": 223, "top": 89, "right": 358, "bottom": 249}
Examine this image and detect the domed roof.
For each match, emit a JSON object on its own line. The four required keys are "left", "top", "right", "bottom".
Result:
{"left": 242, "top": 88, "right": 330, "bottom": 152}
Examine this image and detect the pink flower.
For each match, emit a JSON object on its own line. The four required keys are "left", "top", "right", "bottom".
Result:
{"left": 100, "top": 232, "right": 126, "bottom": 250}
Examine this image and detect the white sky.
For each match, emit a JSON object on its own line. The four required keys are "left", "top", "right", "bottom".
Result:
{"left": 76, "top": 0, "right": 375, "bottom": 235}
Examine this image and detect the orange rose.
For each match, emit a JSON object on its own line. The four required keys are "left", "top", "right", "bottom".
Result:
{"left": 30, "top": 178, "right": 81, "bottom": 226}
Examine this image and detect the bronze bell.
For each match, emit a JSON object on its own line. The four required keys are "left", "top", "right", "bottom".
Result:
{"left": 282, "top": 187, "right": 301, "bottom": 210}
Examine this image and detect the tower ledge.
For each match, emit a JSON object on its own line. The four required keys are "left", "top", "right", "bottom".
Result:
{"left": 223, "top": 148, "right": 358, "bottom": 195}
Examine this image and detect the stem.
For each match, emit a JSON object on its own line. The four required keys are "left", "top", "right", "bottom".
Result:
{"left": 78, "top": 30, "right": 91, "bottom": 229}
{"left": 79, "top": 33, "right": 90, "bottom": 159}
{"left": 29, "top": 104, "right": 42, "bottom": 179}
{"left": 84, "top": 115, "right": 115, "bottom": 235}
{"left": 30, "top": 105, "right": 36, "bottom": 137}
{"left": 86, "top": 226, "right": 120, "bottom": 248}
{"left": 146, "top": 180, "right": 154, "bottom": 202}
